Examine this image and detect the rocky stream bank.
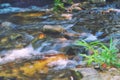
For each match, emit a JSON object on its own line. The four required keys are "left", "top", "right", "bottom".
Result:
{"left": 0, "top": 0, "right": 120, "bottom": 80}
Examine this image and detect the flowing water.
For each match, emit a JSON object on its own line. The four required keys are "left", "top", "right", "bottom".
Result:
{"left": 0, "top": 1, "right": 120, "bottom": 80}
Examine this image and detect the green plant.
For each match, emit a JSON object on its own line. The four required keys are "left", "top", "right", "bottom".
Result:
{"left": 53, "top": 0, "right": 73, "bottom": 12}
{"left": 75, "top": 39, "right": 120, "bottom": 68}
{"left": 53, "top": 0, "right": 65, "bottom": 12}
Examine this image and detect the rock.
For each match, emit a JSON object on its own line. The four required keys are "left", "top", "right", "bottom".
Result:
{"left": 42, "top": 25, "right": 65, "bottom": 33}
{"left": 117, "top": 53, "right": 120, "bottom": 58}
{"left": 63, "top": 32, "right": 80, "bottom": 39}
{"left": 71, "top": 68, "right": 102, "bottom": 80}
{"left": 10, "top": 33, "right": 22, "bottom": 40}
{"left": 83, "top": 34, "right": 97, "bottom": 42}
{"left": 108, "top": 68, "right": 120, "bottom": 75}
{"left": 12, "top": 11, "right": 46, "bottom": 19}
{"left": 108, "top": 68, "right": 118, "bottom": 73}
{"left": 1, "top": 21, "right": 12, "bottom": 27}
{"left": 46, "top": 69, "right": 71, "bottom": 80}
{"left": 111, "top": 76, "right": 120, "bottom": 80}
{"left": 70, "top": 69, "right": 83, "bottom": 80}
{"left": 0, "top": 37, "right": 8, "bottom": 43}
{"left": 75, "top": 68, "right": 99, "bottom": 76}
{"left": 0, "top": 32, "right": 33, "bottom": 50}
{"left": 61, "top": 14, "right": 72, "bottom": 20}
{"left": 65, "top": 44, "right": 86, "bottom": 56}
{"left": 99, "top": 67, "right": 120, "bottom": 80}
{"left": 82, "top": 75, "right": 102, "bottom": 80}
{"left": 33, "top": 38, "right": 72, "bottom": 52}
{"left": 89, "top": 0, "right": 106, "bottom": 3}
{"left": 103, "top": 8, "right": 120, "bottom": 13}
{"left": 1, "top": 21, "right": 17, "bottom": 30}
{"left": 79, "top": 33, "right": 97, "bottom": 42}
{"left": 66, "top": 3, "right": 82, "bottom": 12}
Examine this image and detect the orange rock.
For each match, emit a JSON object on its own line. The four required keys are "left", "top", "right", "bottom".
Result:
{"left": 12, "top": 12, "right": 45, "bottom": 18}
{"left": 20, "top": 54, "right": 67, "bottom": 76}
{"left": 38, "top": 33, "right": 46, "bottom": 39}
{"left": 0, "top": 53, "right": 68, "bottom": 77}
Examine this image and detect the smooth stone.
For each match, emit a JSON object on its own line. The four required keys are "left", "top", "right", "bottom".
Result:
{"left": 42, "top": 25, "right": 65, "bottom": 33}
{"left": 71, "top": 68, "right": 103, "bottom": 80}
{"left": 111, "top": 76, "right": 120, "bottom": 80}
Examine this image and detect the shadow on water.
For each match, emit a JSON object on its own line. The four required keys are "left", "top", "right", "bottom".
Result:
{"left": 0, "top": 0, "right": 54, "bottom": 7}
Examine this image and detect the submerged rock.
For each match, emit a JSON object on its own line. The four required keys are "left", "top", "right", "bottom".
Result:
{"left": 0, "top": 32, "right": 33, "bottom": 50}
{"left": 1, "top": 21, "right": 17, "bottom": 30}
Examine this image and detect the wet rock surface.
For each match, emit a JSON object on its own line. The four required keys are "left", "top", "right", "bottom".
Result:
{"left": 71, "top": 68, "right": 102, "bottom": 80}
{"left": 0, "top": 0, "right": 120, "bottom": 80}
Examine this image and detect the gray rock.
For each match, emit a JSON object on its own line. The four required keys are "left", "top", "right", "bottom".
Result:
{"left": 1, "top": 21, "right": 13, "bottom": 27}
{"left": 111, "top": 76, "right": 120, "bottom": 80}
{"left": 82, "top": 75, "right": 102, "bottom": 80}
{"left": 71, "top": 68, "right": 103, "bottom": 80}
{"left": 1, "top": 21, "right": 17, "bottom": 30}
{"left": 84, "top": 34, "right": 97, "bottom": 42}
{"left": 42, "top": 25, "right": 65, "bottom": 33}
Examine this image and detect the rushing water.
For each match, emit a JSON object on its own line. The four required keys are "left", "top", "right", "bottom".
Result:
{"left": 0, "top": 1, "right": 120, "bottom": 65}
{"left": 0, "top": 1, "right": 120, "bottom": 79}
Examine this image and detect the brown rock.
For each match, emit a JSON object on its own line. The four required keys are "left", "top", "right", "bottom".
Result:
{"left": 42, "top": 25, "right": 65, "bottom": 33}
{"left": 61, "top": 14, "right": 73, "bottom": 20}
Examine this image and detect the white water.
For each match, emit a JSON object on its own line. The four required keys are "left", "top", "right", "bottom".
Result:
{"left": 0, "top": 44, "right": 36, "bottom": 64}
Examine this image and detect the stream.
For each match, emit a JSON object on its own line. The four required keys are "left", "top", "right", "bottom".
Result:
{"left": 0, "top": 1, "right": 120, "bottom": 80}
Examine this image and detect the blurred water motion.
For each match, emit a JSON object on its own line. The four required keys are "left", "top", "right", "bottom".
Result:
{"left": 0, "top": 0, "right": 54, "bottom": 7}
